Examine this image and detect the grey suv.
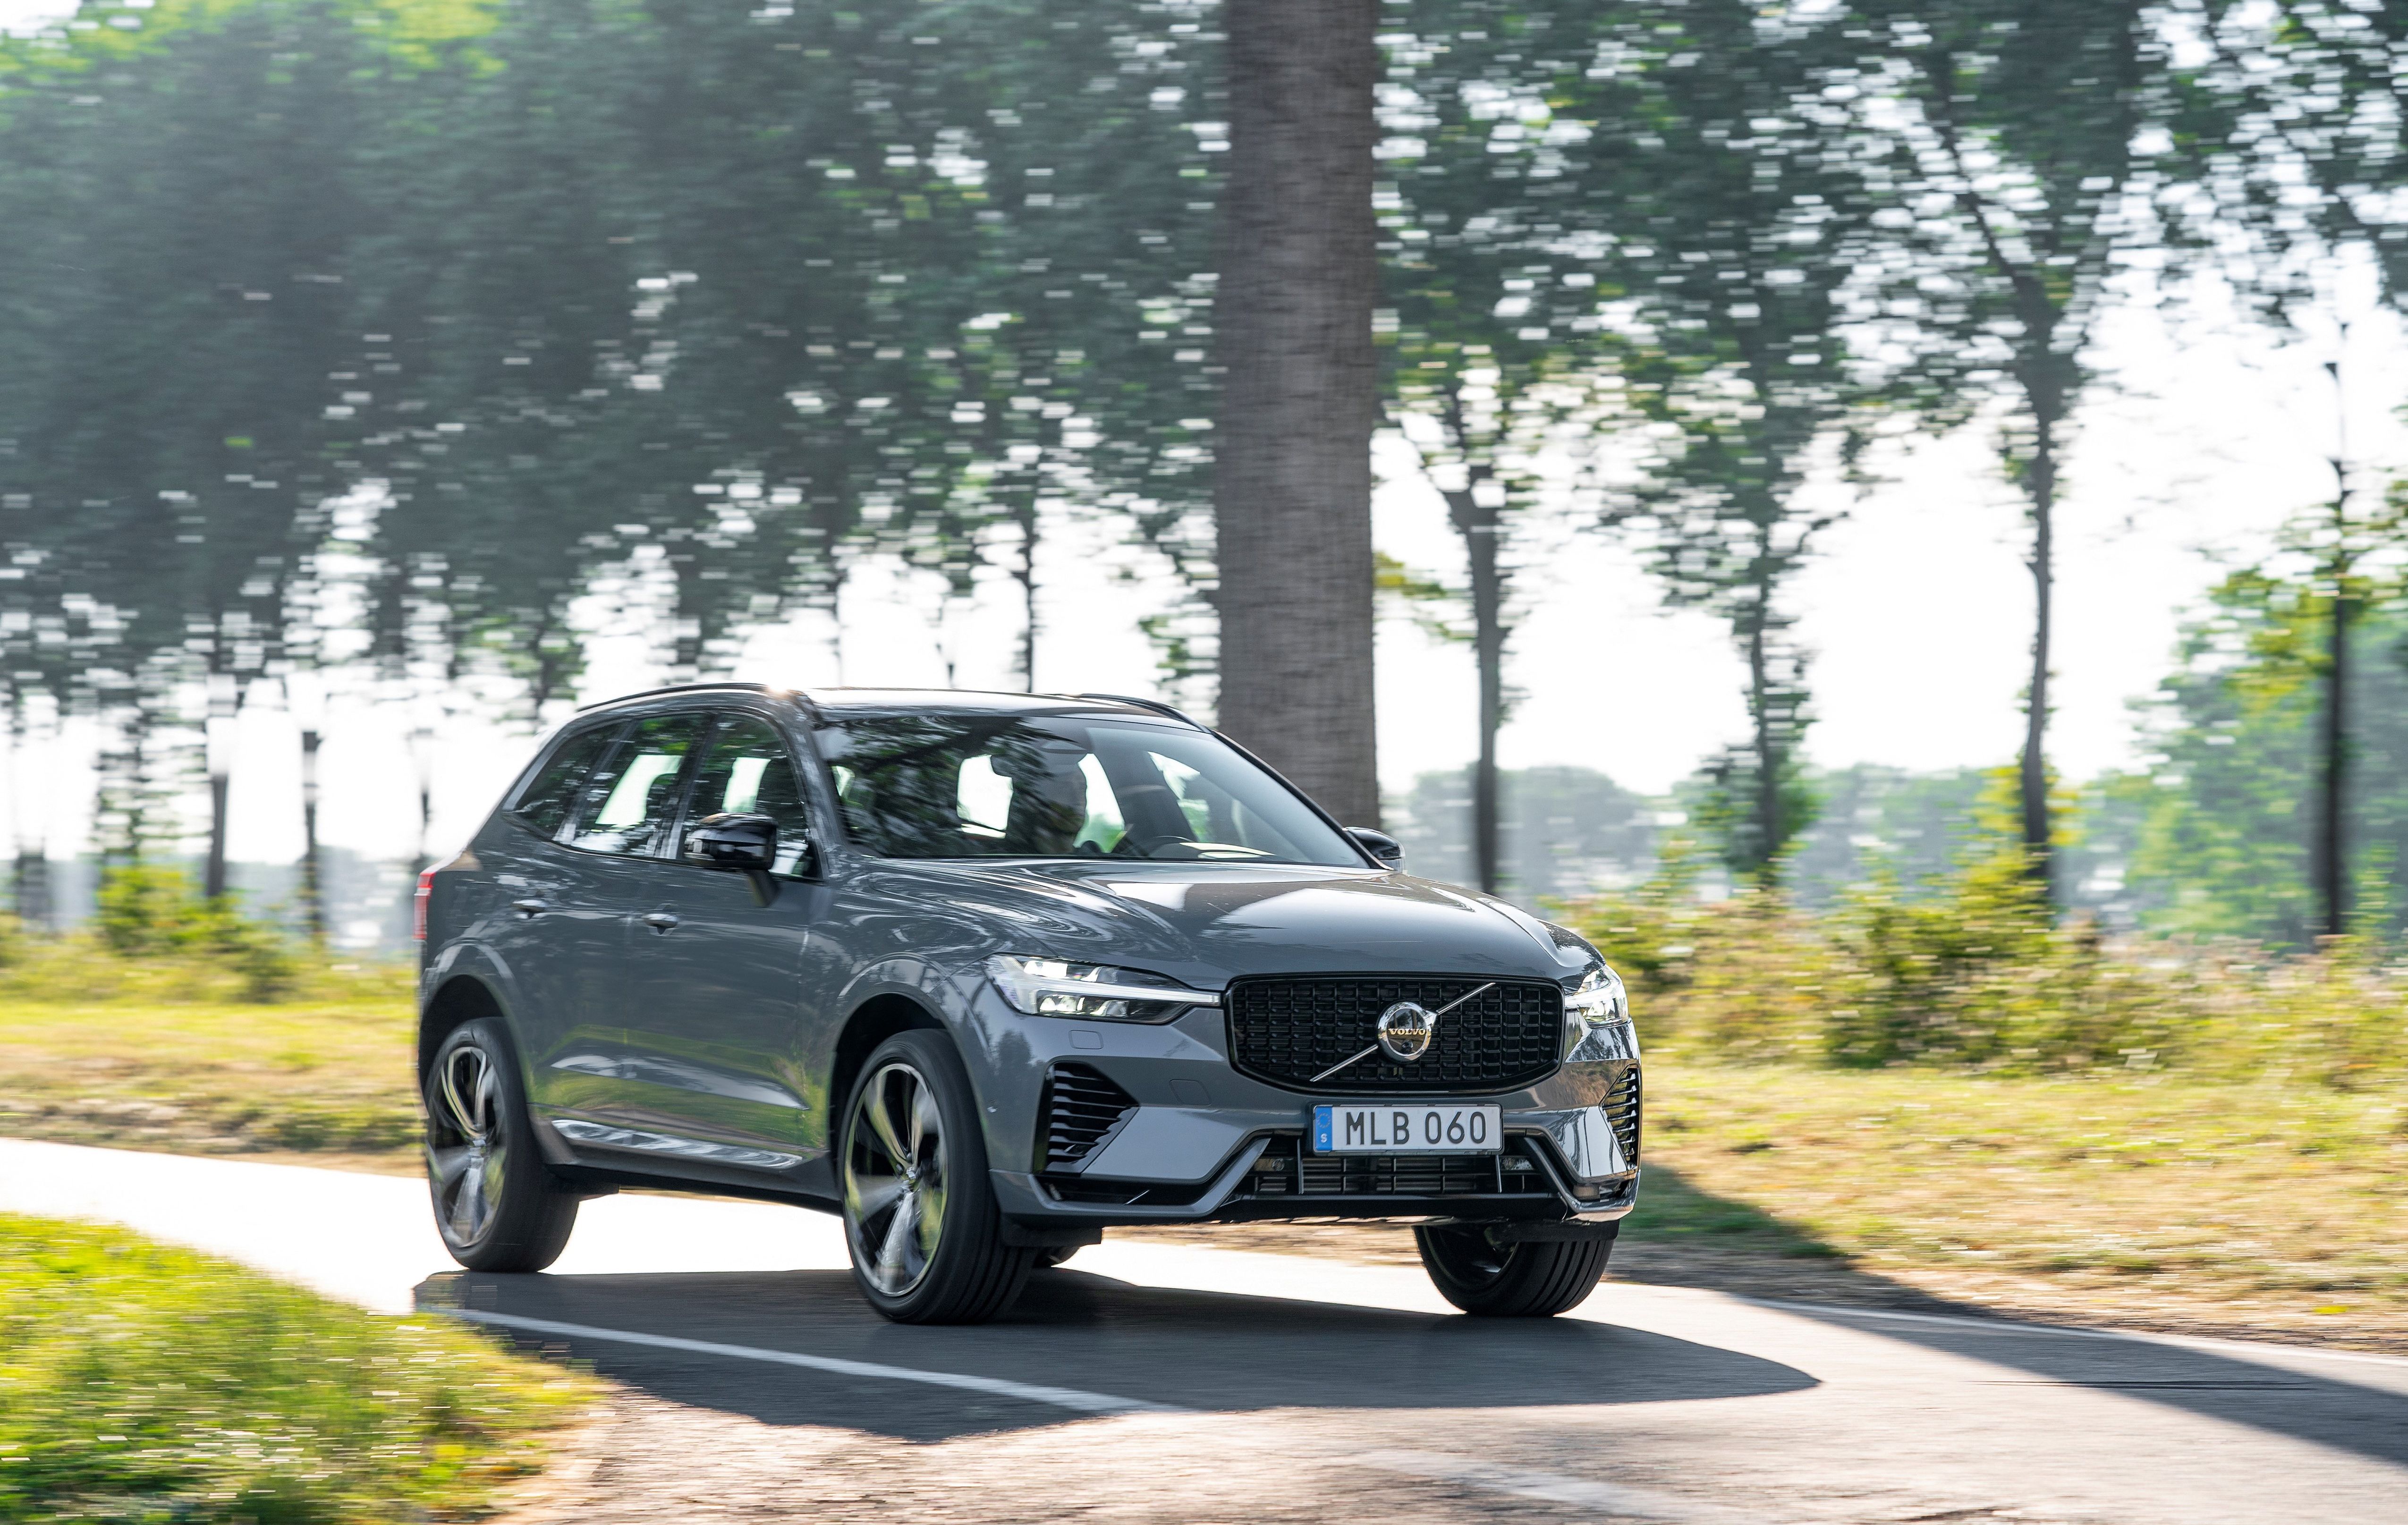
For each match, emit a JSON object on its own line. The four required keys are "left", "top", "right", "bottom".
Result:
{"left": 416, "top": 685, "right": 1640, "bottom": 1322}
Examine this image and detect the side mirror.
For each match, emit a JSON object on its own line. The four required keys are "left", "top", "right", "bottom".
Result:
{"left": 1347, "top": 827, "right": 1404, "bottom": 871}
{"left": 684, "top": 812, "right": 777, "bottom": 871}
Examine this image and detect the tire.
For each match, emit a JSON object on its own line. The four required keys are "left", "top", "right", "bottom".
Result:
{"left": 424, "top": 1018, "right": 579, "bottom": 1273}
{"left": 840, "top": 1031, "right": 1037, "bottom": 1323}
{"left": 1415, "top": 1222, "right": 1614, "bottom": 1317}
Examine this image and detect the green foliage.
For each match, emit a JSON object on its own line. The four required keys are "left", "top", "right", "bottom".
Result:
{"left": 0, "top": 1213, "right": 585, "bottom": 1524}
{"left": 2120, "top": 556, "right": 2408, "bottom": 949}
{"left": 70, "top": 867, "right": 299, "bottom": 1001}
{"left": 1561, "top": 834, "right": 2408, "bottom": 1090}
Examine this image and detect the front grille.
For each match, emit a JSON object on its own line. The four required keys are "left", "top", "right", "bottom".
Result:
{"left": 1605, "top": 1063, "right": 1642, "bottom": 1166}
{"left": 1237, "top": 1133, "right": 1554, "bottom": 1200}
{"left": 1039, "top": 1063, "right": 1136, "bottom": 1171}
{"left": 1226, "top": 975, "right": 1564, "bottom": 1093}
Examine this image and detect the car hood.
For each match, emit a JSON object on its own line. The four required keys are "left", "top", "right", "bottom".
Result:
{"left": 879, "top": 859, "right": 1592, "bottom": 989}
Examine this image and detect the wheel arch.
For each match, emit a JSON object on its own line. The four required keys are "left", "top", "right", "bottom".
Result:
{"left": 827, "top": 993, "right": 946, "bottom": 1129}
{"left": 418, "top": 974, "right": 509, "bottom": 1085}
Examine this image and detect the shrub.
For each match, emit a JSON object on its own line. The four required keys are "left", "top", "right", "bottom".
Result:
{"left": 1558, "top": 841, "right": 2408, "bottom": 1089}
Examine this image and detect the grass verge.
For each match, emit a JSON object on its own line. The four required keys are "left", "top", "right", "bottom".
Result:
{"left": 0, "top": 1212, "right": 592, "bottom": 1524}
{"left": 1635, "top": 1059, "right": 2408, "bottom": 1348}
{"left": 0, "top": 982, "right": 421, "bottom": 1168}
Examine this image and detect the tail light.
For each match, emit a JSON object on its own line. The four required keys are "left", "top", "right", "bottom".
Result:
{"left": 413, "top": 867, "right": 438, "bottom": 941}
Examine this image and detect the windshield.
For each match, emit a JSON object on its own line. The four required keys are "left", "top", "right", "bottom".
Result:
{"left": 814, "top": 713, "right": 1363, "bottom": 866}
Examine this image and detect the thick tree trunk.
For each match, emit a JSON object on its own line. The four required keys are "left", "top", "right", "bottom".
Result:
{"left": 1212, "top": 0, "right": 1381, "bottom": 825}
{"left": 2019, "top": 406, "right": 2059, "bottom": 901}
{"left": 1444, "top": 482, "right": 1504, "bottom": 895}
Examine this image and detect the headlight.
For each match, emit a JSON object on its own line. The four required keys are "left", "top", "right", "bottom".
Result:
{"left": 984, "top": 954, "right": 1219, "bottom": 1025}
{"left": 1562, "top": 963, "right": 1632, "bottom": 1057}
{"left": 1566, "top": 963, "right": 1628, "bottom": 1025}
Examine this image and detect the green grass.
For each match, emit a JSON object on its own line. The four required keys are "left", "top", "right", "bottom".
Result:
{"left": 1638, "top": 1057, "right": 2408, "bottom": 1343}
{"left": 0, "top": 1213, "right": 592, "bottom": 1524}
{"left": 0, "top": 940, "right": 422, "bottom": 1165}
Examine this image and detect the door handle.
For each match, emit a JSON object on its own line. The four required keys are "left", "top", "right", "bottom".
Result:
{"left": 510, "top": 898, "right": 549, "bottom": 918}
{"left": 642, "top": 912, "right": 681, "bottom": 933}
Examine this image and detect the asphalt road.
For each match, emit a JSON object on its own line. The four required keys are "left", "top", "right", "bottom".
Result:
{"left": 7, "top": 1137, "right": 2406, "bottom": 1524}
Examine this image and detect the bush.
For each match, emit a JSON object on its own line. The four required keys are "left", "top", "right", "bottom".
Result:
{"left": 1558, "top": 839, "right": 2408, "bottom": 1089}
{"left": 0, "top": 862, "right": 354, "bottom": 1007}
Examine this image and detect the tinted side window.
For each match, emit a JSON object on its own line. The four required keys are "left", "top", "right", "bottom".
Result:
{"left": 565, "top": 714, "right": 710, "bottom": 858}
{"left": 687, "top": 715, "right": 816, "bottom": 877}
{"left": 511, "top": 724, "right": 625, "bottom": 839}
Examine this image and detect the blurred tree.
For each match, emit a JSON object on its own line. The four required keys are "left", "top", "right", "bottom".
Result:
{"left": 2125, "top": 537, "right": 2408, "bottom": 949}
{"left": 1836, "top": 0, "right": 2181, "bottom": 903}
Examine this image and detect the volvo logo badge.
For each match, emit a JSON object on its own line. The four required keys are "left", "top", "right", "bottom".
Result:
{"left": 1375, "top": 1001, "right": 1436, "bottom": 1063}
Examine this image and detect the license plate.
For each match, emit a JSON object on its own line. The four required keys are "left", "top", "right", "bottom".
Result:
{"left": 1313, "top": 1103, "right": 1501, "bottom": 1154}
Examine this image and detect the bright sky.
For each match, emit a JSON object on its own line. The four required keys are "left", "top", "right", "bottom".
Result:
{"left": 5, "top": 0, "right": 2403, "bottom": 870}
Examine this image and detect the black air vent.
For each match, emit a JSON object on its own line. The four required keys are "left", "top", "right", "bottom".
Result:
{"left": 1605, "top": 1063, "right": 1641, "bottom": 1166}
{"left": 1040, "top": 1063, "right": 1137, "bottom": 1172}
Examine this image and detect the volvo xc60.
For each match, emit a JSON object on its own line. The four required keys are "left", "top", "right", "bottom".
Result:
{"left": 415, "top": 685, "right": 1640, "bottom": 1322}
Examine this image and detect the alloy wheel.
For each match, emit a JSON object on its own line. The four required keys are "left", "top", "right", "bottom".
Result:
{"left": 844, "top": 1060, "right": 948, "bottom": 1296}
{"left": 427, "top": 1039, "right": 508, "bottom": 1247}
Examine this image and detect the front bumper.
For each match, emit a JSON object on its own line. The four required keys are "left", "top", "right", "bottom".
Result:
{"left": 961, "top": 987, "right": 1643, "bottom": 1231}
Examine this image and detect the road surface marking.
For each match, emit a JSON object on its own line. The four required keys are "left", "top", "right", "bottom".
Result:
{"left": 1743, "top": 1297, "right": 2408, "bottom": 1372}
{"left": 431, "top": 1307, "right": 1191, "bottom": 1416}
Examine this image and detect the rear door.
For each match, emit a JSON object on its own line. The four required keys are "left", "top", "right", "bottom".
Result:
{"left": 481, "top": 719, "right": 628, "bottom": 1115}
{"left": 534, "top": 711, "right": 713, "bottom": 1127}
{"left": 613, "top": 710, "right": 828, "bottom": 1156}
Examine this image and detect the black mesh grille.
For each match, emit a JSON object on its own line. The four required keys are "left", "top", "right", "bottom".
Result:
{"left": 1040, "top": 1063, "right": 1136, "bottom": 1171}
{"left": 1605, "top": 1063, "right": 1642, "bottom": 1166}
{"left": 1226, "top": 975, "right": 1564, "bottom": 1093}
{"left": 1237, "top": 1133, "right": 1554, "bottom": 1200}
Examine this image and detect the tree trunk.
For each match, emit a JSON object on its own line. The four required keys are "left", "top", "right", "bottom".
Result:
{"left": 300, "top": 728, "right": 325, "bottom": 946}
{"left": 1747, "top": 583, "right": 1780, "bottom": 885}
{"left": 2316, "top": 356, "right": 2352, "bottom": 942}
{"left": 1212, "top": 0, "right": 1381, "bottom": 825}
{"left": 1443, "top": 482, "right": 1505, "bottom": 896}
{"left": 2320, "top": 575, "right": 2349, "bottom": 939}
{"left": 203, "top": 672, "right": 237, "bottom": 900}
{"left": 2018, "top": 404, "right": 2059, "bottom": 900}
{"left": 1014, "top": 496, "right": 1039, "bottom": 693}
{"left": 204, "top": 771, "right": 231, "bottom": 899}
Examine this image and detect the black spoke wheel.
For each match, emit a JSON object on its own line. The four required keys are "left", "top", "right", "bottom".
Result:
{"left": 424, "top": 1018, "right": 578, "bottom": 1273}
{"left": 1415, "top": 1222, "right": 1614, "bottom": 1317}
{"left": 841, "top": 1031, "right": 1035, "bottom": 1323}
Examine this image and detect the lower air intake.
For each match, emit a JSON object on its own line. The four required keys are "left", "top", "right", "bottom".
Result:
{"left": 1040, "top": 1063, "right": 1136, "bottom": 1172}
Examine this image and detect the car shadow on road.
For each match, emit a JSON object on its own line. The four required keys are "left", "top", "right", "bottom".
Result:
{"left": 1610, "top": 1164, "right": 2408, "bottom": 1473}
{"left": 417, "top": 1264, "right": 1817, "bottom": 1441}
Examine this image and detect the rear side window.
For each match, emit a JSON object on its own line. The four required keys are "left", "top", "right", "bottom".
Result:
{"left": 565, "top": 713, "right": 710, "bottom": 858}
{"left": 511, "top": 725, "right": 625, "bottom": 839}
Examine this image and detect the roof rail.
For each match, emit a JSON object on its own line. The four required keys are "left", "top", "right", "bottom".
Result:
{"left": 1072, "top": 692, "right": 1207, "bottom": 729}
{"left": 575, "top": 681, "right": 774, "bottom": 713}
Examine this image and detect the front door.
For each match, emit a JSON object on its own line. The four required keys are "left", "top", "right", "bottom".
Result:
{"left": 615, "top": 711, "right": 826, "bottom": 1159}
